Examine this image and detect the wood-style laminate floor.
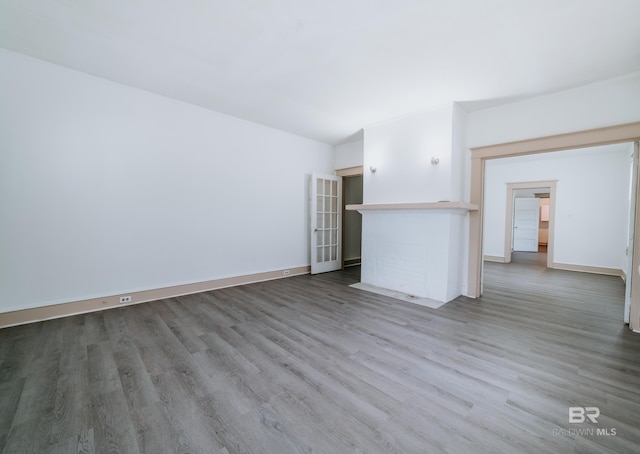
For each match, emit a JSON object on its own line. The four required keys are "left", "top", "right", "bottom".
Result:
{"left": 2, "top": 255, "right": 640, "bottom": 453}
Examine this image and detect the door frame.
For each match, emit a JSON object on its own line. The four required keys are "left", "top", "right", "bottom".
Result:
{"left": 504, "top": 180, "right": 557, "bottom": 267}
{"left": 625, "top": 143, "right": 640, "bottom": 323}
{"left": 467, "top": 121, "right": 640, "bottom": 330}
{"left": 337, "top": 166, "right": 364, "bottom": 269}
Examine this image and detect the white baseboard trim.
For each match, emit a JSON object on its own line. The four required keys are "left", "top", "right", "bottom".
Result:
{"left": 552, "top": 262, "right": 624, "bottom": 277}
{"left": 484, "top": 255, "right": 506, "bottom": 263}
{"left": 0, "top": 266, "right": 310, "bottom": 329}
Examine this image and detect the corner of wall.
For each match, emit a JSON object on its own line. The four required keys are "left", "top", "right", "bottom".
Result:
{"left": 452, "top": 103, "right": 469, "bottom": 202}
{"left": 334, "top": 138, "right": 364, "bottom": 170}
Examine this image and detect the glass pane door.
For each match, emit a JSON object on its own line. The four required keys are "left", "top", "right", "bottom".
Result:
{"left": 311, "top": 173, "right": 342, "bottom": 274}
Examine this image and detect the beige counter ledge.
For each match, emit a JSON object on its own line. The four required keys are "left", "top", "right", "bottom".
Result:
{"left": 345, "top": 201, "right": 479, "bottom": 211}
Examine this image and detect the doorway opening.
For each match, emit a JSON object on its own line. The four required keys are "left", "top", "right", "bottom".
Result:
{"left": 502, "top": 181, "right": 557, "bottom": 268}
{"left": 342, "top": 174, "right": 363, "bottom": 268}
{"left": 336, "top": 166, "right": 364, "bottom": 270}
{"left": 468, "top": 122, "right": 640, "bottom": 329}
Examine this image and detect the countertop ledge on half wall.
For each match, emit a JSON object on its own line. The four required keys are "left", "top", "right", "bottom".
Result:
{"left": 345, "top": 201, "right": 479, "bottom": 211}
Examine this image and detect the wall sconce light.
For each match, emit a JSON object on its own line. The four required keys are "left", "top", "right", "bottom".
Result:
{"left": 430, "top": 157, "right": 440, "bottom": 165}
{"left": 369, "top": 165, "right": 377, "bottom": 173}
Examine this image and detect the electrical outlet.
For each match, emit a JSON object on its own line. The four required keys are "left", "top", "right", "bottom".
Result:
{"left": 119, "top": 296, "right": 132, "bottom": 304}
{"left": 283, "top": 270, "right": 290, "bottom": 276}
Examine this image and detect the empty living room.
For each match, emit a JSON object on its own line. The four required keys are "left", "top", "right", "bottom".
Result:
{"left": 2, "top": 1, "right": 640, "bottom": 453}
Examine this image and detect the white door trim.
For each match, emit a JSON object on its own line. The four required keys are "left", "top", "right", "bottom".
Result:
{"left": 627, "top": 141, "right": 640, "bottom": 324}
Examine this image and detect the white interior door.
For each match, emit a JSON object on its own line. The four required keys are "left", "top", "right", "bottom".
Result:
{"left": 311, "top": 173, "right": 342, "bottom": 274}
{"left": 513, "top": 198, "right": 540, "bottom": 252}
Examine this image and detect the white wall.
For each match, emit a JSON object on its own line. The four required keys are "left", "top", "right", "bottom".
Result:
{"left": 452, "top": 103, "right": 470, "bottom": 294}
{"left": 334, "top": 139, "right": 363, "bottom": 170}
{"left": 363, "top": 104, "right": 455, "bottom": 204}
{"left": 360, "top": 210, "right": 466, "bottom": 302}
{"left": 483, "top": 145, "right": 631, "bottom": 270}
{"left": 467, "top": 73, "right": 640, "bottom": 148}
{"left": 0, "top": 49, "right": 334, "bottom": 313}
{"left": 359, "top": 104, "right": 469, "bottom": 301}
{"left": 451, "top": 103, "right": 469, "bottom": 202}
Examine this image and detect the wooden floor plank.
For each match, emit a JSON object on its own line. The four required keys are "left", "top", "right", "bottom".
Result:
{"left": 2, "top": 251, "right": 640, "bottom": 453}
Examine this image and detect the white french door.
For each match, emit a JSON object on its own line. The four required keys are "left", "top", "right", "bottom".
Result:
{"left": 311, "top": 173, "right": 342, "bottom": 274}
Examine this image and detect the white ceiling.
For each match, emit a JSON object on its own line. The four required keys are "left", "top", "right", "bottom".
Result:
{"left": 1, "top": 0, "right": 639, "bottom": 144}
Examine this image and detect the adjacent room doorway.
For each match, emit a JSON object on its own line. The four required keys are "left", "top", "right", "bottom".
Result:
{"left": 468, "top": 122, "right": 640, "bottom": 330}
{"left": 503, "top": 181, "right": 557, "bottom": 268}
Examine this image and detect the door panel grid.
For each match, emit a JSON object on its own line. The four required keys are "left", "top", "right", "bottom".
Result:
{"left": 316, "top": 178, "right": 339, "bottom": 263}
{"left": 311, "top": 173, "right": 342, "bottom": 274}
